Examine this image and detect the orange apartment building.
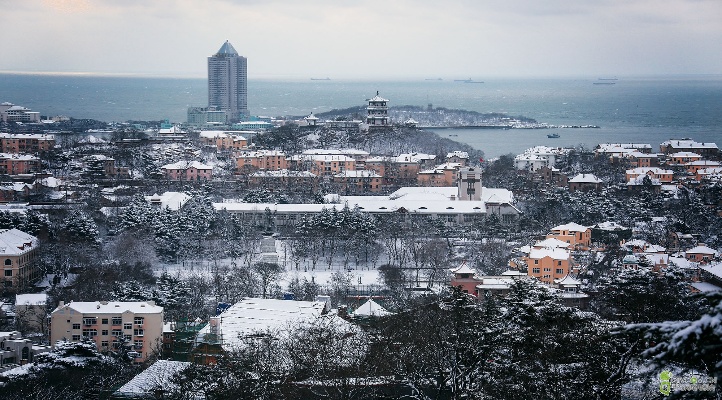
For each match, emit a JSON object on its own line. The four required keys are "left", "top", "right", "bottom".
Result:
{"left": 685, "top": 160, "right": 720, "bottom": 175}
{"left": 625, "top": 167, "right": 674, "bottom": 183}
{"left": 685, "top": 244, "right": 718, "bottom": 264}
{"left": 50, "top": 301, "right": 164, "bottom": 363}
{"left": 199, "top": 131, "right": 248, "bottom": 150}
{"left": 626, "top": 152, "right": 658, "bottom": 168}
{"left": 417, "top": 164, "right": 460, "bottom": 187}
{"left": 668, "top": 152, "right": 702, "bottom": 165}
{"left": 0, "top": 229, "right": 40, "bottom": 289}
{"left": 547, "top": 222, "right": 591, "bottom": 249}
{"left": 332, "top": 170, "right": 383, "bottom": 193}
{"left": 0, "top": 133, "right": 55, "bottom": 154}
{"left": 660, "top": 139, "right": 719, "bottom": 159}
{"left": 0, "top": 153, "right": 41, "bottom": 175}
{"left": 236, "top": 150, "right": 288, "bottom": 172}
{"left": 248, "top": 170, "right": 319, "bottom": 189}
{"left": 526, "top": 247, "right": 573, "bottom": 285}
{"left": 305, "top": 155, "right": 356, "bottom": 177}
{"left": 161, "top": 161, "right": 213, "bottom": 181}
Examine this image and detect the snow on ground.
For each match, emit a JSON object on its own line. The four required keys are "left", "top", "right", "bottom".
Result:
{"left": 153, "top": 238, "right": 384, "bottom": 290}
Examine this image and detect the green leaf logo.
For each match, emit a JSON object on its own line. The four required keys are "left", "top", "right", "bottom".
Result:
{"left": 659, "top": 370, "right": 672, "bottom": 396}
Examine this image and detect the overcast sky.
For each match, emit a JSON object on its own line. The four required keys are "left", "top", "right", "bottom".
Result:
{"left": 1, "top": 0, "right": 721, "bottom": 79}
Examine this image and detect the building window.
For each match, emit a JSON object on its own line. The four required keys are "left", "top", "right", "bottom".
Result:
{"left": 72, "top": 323, "right": 81, "bottom": 330}
{"left": 112, "top": 317, "right": 122, "bottom": 325}
{"left": 72, "top": 335, "right": 81, "bottom": 341}
{"left": 101, "top": 341, "right": 109, "bottom": 348}
{"left": 557, "top": 261, "right": 562, "bottom": 266}
{"left": 112, "top": 329, "right": 122, "bottom": 337}
{"left": 4, "top": 259, "right": 10, "bottom": 266}
{"left": 4, "top": 269, "right": 11, "bottom": 277}
{"left": 134, "top": 340, "right": 144, "bottom": 350}
{"left": 123, "top": 323, "right": 132, "bottom": 330}
{"left": 101, "top": 330, "right": 109, "bottom": 336}
{"left": 82, "top": 318, "right": 96, "bottom": 325}
{"left": 82, "top": 329, "right": 97, "bottom": 338}
{"left": 532, "top": 268, "right": 540, "bottom": 274}
{"left": 101, "top": 318, "right": 108, "bottom": 325}
{"left": 556, "top": 268, "right": 564, "bottom": 275}
{"left": 544, "top": 268, "right": 551, "bottom": 272}
{"left": 534, "top": 260, "right": 539, "bottom": 265}
{"left": 134, "top": 317, "right": 144, "bottom": 325}
{"left": 134, "top": 329, "right": 144, "bottom": 337}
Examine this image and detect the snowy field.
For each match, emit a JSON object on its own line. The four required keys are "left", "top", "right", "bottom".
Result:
{"left": 152, "top": 238, "right": 386, "bottom": 291}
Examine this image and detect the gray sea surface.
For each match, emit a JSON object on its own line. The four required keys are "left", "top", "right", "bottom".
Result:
{"left": 1, "top": 74, "right": 720, "bottom": 158}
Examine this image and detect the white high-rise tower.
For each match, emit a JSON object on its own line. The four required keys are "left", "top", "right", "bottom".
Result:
{"left": 208, "top": 40, "right": 248, "bottom": 122}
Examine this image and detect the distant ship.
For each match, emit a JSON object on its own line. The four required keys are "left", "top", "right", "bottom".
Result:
{"left": 594, "top": 78, "right": 617, "bottom": 85}
{"left": 311, "top": 77, "right": 331, "bottom": 81}
{"left": 547, "top": 133, "right": 560, "bottom": 138}
{"left": 425, "top": 78, "right": 443, "bottom": 81}
{"left": 454, "top": 78, "right": 484, "bottom": 83}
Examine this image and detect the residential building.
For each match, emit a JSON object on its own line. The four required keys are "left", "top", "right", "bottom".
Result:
{"left": 332, "top": 170, "right": 383, "bottom": 193}
{"left": 248, "top": 169, "right": 318, "bottom": 189}
{"left": 514, "top": 146, "right": 569, "bottom": 171}
{"left": 199, "top": 131, "right": 248, "bottom": 150}
{"left": 660, "top": 139, "right": 719, "bottom": 158}
{"left": 668, "top": 152, "right": 702, "bottom": 165}
{"left": 0, "top": 331, "right": 51, "bottom": 366}
{"left": 49, "top": 301, "right": 164, "bottom": 363}
{"left": 446, "top": 151, "right": 469, "bottom": 166}
{"left": 526, "top": 247, "right": 573, "bottom": 285}
{"left": 417, "top": 163, "right": 461, "bottom": 187}
{"left": 568, "top": 173, "right": 603, "bottom": 192}
{"left": 161, "top": 161, "right": 213, "bottom": 181}
{"left": 0, "top": 133, "right": 55, "bottom": 154}
{"left": 0, "top": 229, "right": 40, "bottom": 289}
{"left": 207, "top": 40, "right": 248, "bottom": 122}
{"left": 625, "top": 167, "right": 674, "bottom": 183}
{"left": 547, "top": 222, "right": 591, "bottom": 249}
{"left": 685, "top": 244, "right": 718, "bottom": 264}
{"left": 685, "top": 160, "right": 721, "bottom": 175}
{"left": 237, "top": 150, "right": 288, "bottom": 172}
{"left": 0, "top": 153, "right": 41, "bottom": 175}
{"left": 15, "top": 293, "right": 48, "bottom": 335}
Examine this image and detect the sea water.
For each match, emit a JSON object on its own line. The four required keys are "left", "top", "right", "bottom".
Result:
{"left": 1, "top": 74, "right": 720, "bottom": 158}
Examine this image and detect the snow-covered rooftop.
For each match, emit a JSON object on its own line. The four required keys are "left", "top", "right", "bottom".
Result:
{"left": 352, "top": 299, "right": 391, "bottom": 317}
{"left": 161, "top": 161, "right": 212, "bottom": 170}
{"left": 0, "top": 229, "right": 38, "bottom": 256}
{"left": 528, "top": 247, "right": 570, "bottom": 261}
{"left": 195, "top": 298, "right": 329, "bottom": 350}
{"left": 54, "top": 301, "right": 163, "bottom": 315}
{"left": 569, "top": 173, "right": 602, "bottom": 184}
{"left": 114, "top": 360, "right": 191, "bottom": 398}
{"left": 16, "top": 293, "right": 47, "bottom": 306}
{"left": 145, "top": 192, "right": 191, "bottom": 211}
{"left": 550, "top": 222, "right": 588, "bottom": 232}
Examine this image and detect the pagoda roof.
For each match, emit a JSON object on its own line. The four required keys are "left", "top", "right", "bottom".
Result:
{"left": 450, "top": 262, "right": 476, "bottom": 275}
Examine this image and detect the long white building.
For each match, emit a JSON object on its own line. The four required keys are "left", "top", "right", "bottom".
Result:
{"left": 214, "top": 167, "right": 520, "bottom": 225}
